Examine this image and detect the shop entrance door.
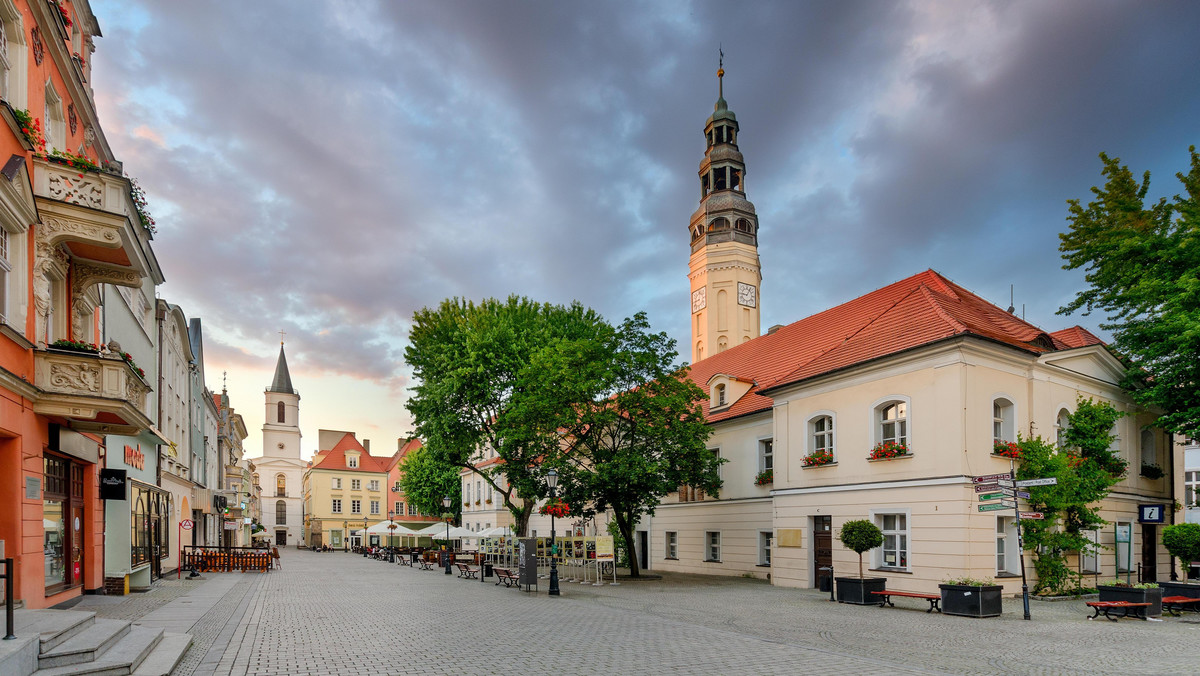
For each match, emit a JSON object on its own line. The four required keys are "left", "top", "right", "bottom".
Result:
{"left": 1141, "top": 523, "right": 1157, "bottom": 583}
{"left": 814, "top": 515, "right": 832, "bottom": 591}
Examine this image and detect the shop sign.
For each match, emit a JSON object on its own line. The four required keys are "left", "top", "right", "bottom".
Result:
{"left": 1138, "top": 504, "right": 1165, "bottom": 523}
{"left": 99, "top": 469, "right": 127, "bottom": 500}
{"left": 124, "top": 445, "right": 145, "bottom": 470}
{"left": 224, "top": 521, "right": 238, "bottom": 530}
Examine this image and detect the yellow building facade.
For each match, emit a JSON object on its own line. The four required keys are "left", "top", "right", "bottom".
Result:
{"left": 303, "top": 430, "right": 390, "bottom": 549}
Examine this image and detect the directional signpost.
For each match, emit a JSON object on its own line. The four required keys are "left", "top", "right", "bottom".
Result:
{"left": 1016, "top": 477, "right": 1058, "bottom": 488}
{"left": 1019, "top": 512, "right": 1044, "bottom": 520}
{"left": 974, "top": 483, "right": 1001, "bottom": 493}
{"left": 978, "top": 503, "right": 1009, "bottom": 512}
{"left": 972, "top": 467, "right": 1057, "bottom": 621}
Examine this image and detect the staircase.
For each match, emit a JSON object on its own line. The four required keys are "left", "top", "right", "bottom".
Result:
{"left": 0, "top": 610, "right": 190, "bottom": 676}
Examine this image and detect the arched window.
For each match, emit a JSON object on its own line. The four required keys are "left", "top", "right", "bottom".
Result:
{"left": 44, "top": 80, "right": 65, "bottom": 151}
{"left": 277, "top": 400, "right": 285, "bottom": 423}
{"left": 876, "top": 400, "right": 908, "bottom": 446}
{"left": 0, "top": 1, "right": 27, "bottom": 110}
{"left": 809, "top": 414, "right": 835, "bottom": 461}
{"left": 276, "top": 474, "right": 286, "bottom": 497}
{"left": 709, "top": 217, "right": 729, "bottom": 232}
{"left": 992, "top": 398, "right": 1015, "bottom": 444}
{"left": 276, "top": 500, "right": 286, "bottom": 525}
{"left": 1140, "top": 428, "right": 1157, "bottom": 468}
{"left": 1055, "top": 408, "right": 1071, "bottom": 449}
{"left": 715, "top": 383, "right": 726, "bottom": 407}
{"left": 735, "top": 218, "right": 753, "bottom": 233}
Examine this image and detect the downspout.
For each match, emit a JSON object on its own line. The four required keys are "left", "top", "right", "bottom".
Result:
{"left": 155, "top": 304, "right": 164, "bottom": 489}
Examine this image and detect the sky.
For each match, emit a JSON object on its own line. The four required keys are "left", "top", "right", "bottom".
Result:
{"left": 87, "top": 0, "right": 1200, "bottom": 461}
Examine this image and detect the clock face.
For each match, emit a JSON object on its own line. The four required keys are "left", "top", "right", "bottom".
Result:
{"left": 277, "top": 442, "right": 285, "bottom": 449}
{"left": 692, "top": 287, "right": 707, "bottom": 313}
{"left": 737, "top": 282, "right": 757, "bottom": 308}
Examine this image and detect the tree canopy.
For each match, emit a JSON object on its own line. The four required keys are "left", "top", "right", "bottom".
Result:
{"left": 526, "top": 313, "right": 719, "bottom": 577}
{"left": 397, "top": 445, "right": 461, "bottom": 521}
{"left": 1059, "top": 147, "right": 1200, "bottom": 436}
{"left": 404, "top": 296, "right": 611, "bottom": 536}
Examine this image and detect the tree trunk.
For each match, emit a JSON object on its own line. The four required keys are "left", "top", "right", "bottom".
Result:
{"left": 614, "top": 511, "right": 639, "bottom": 578}
{"left": 858, "top": 552, "right": 864, "bottom": 580}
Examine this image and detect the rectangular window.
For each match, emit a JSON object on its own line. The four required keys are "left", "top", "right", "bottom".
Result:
{"left": 875, "top": 512, "right": 909, "bottom": 570}
{"left": 368, "top": 480, "right": 379, "bottom": 491}
{"left": 351, "top": 499, "right": 361, "bottom": 514}
{"left": 332, "top": 499, "right": 342, "bottom": 514}
{"left": 351, "top": 479, "right": 361, "bottom": 491}
{"left": 712, "top": 448, "right": 721, "bottom": 482}
{"left": 1080, "top": 529, "right": 1099, "bottom": 574}
{"left": 331, "top": 530, "right": 343, "bottom": 546}
{"left": 759, "top": 439, "right": 773, "bottom": 472}
{"left": 1115, "top": 522, "right": 1132, "bottom": 573}
{"left": 759, "top": 531, "right": 772, "bottom": 566}
{"left": 370, "top": 500, "right": 380, "bottom": 515}
{"left": 408, "top": 503, "right": 417, "bottom": 516}
{"left": 996, "top": 517, "right": 1019, "bottom": 574}
{"left": 394, "top": 501, "right": 401, "bottom": 514}
{"left": 705, "top": 531, "right": 721, "bottom": 562}
{"left": 1185, "top": 470, "right": 1199, "bottom": 510}
{"left": 665, "top": 531, "right": 677, "bottom": 559}
{"left": 348, "top": 456, "right": 358, "bottom": 468}
{"left": 332, "top": 477, "right": 341, "bottom": 489}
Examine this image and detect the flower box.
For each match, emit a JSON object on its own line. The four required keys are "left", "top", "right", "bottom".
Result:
{"left": 1097, "top": 585, "right": 1161, "bottom": 617}
{"left": 867, "top": 441, "right": 910, "bottom": 461}
{"left": 992, "top": 441, "right": 1021, "bottom": 460}
{"left": 754, "top": 469, "right": 773, "bottom": 486}
{"left": 939, "top": 583, "right": 1004, "bottom": 618}
{"left": 1158, "top": 581, "right": 1200, "bottom": 599}
{"left": 836, "top": 577, "right": 886, "bottom": 605}
{"left": 802, "top": 450, "right": 834, "bottom": 468}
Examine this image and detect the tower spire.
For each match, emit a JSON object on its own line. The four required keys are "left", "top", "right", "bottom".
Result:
{"left": 718, "top": 46, "right": 724, "bottom": 100}
{"left": 269, "top": 343, "right": 296, "bottom": 394}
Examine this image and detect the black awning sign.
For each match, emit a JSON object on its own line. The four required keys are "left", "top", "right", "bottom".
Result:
{"left": 99, "top": 469, "right": 127, "bottom": 500}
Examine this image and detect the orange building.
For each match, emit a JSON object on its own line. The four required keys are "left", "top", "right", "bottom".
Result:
{"left": 0, "top": 1, "right": 163, "bottom": 608}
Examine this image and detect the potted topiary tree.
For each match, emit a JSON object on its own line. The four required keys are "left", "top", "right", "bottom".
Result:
{"left": 1160, "top": 522, "right": 1200, "bottom": 599}
{"left": 938, "top": 576, "right": 1004, "bottom": 618}
{"left": 1097, "top": 579, "right": 1162, "bottom": 617}
{"left": 835, "top": 519, "right": 886, "bottom": 604}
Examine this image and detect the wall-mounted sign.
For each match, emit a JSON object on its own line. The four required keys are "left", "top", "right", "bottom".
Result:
{"left": 1138, "top": 504, "right": 1165, "bottom": 523}
{"left": 99, "top": 469, "right": 127, "bottom": 500}
{"left": 124, "top": 445, "right": 145, "bottom": 470}
{"left": 25, "top": 476, "right": 40, "bottom": 500}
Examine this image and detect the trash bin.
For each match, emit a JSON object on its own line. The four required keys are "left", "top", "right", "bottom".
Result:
{"left": 482, "top": 562, "right": 494, "bottom": 580}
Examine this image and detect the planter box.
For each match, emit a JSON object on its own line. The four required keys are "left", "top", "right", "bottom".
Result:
{"left": 939, "top": 584, "right": 1003, "bottom": 618}
{"left": 836, "top": 577, "right": 886, "bottom": 605}
{"left": 1159, "top": 581, "right": 1200, "bottom": 599}
{"left": 1097, "top": 585, "right": 1162, "bottom": 617}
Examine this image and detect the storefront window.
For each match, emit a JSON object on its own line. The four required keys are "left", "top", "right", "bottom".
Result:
{"left": 43, "top": 498, "right": 65, "bottom": 588}
{"left": 43, "top": 453, "right": 82, "bottom": 592}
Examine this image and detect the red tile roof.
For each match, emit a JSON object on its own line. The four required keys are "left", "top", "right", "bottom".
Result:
{"left": 689, "top": 269, "right": 1104, "bottom": 423}
{"left": 309, "top": 432, "right": 390, "bottom": 473}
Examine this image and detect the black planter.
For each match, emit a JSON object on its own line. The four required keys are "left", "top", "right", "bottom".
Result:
{"left": 836, "top": 577, "right": 886, "bottom": 605}
{"left": 1097, "top": 585, "right": 1162, "bottom": 617}
{"left": 939, "top": 584, "right": 1003, "bottom": 618}
{"left": 1159, "top": 581, "right": 1200, "bottom": 599}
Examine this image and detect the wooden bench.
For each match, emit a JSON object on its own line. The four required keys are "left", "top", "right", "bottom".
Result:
{"left": 871, "top": 590, "right": 941, "bottom": 613}
{"left": 494, "top": 567, "right": 520, "bottom": 588}
{"left": 1161, "top": 596, "right": 1200, "bottom": 616}
{"left": 1085, "top": 601, "right": 1151, "bottom": 621}
{"left": 417, "top": 558, "right": 434, "bottom": 571}
{"left": 455, "top": 563, "right": 480, "bottom": 579}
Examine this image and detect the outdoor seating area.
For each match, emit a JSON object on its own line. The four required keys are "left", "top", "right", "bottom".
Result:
{"left": 872, "top": 590, "right": 942, "bottom": 613}
{"left": 182, "top": 546, "right": 275, "bottom": 574}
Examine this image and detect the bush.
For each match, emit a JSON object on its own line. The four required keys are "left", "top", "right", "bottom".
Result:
{"left": 838, "top": 519, "right": 883, "bottom": 579}
{"left": 943, "top": 576, "right": 995, "bottom": 586}
{"left": 1162, "top": 523, "right": 1200, "bottom": 576}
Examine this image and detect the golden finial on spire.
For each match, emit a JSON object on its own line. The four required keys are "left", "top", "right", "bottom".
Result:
{"left": 717, "top": 46, "right": 725, "bottom": 98}
{"left": 279, "top": 329, "right": 286, "bottom": 346}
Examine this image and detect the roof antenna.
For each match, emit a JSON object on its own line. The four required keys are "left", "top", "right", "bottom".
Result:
{"left": 1007, "top": 285, "right": 1015, "bottom": 314}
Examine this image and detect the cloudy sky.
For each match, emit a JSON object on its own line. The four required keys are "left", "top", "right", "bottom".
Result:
{"left": 88, "top": 0, "right": 1200, "bottom": 460}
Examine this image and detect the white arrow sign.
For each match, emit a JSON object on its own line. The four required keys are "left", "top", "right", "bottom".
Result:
{"left": 1015, "top": 477, "right": 1058, "bottom": 488}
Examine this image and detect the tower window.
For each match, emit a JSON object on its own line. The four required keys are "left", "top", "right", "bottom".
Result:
{"left": 709, "top": 217, "right": 729, "bottom": 232}
{"left": 277, "top": 400, "right": 285, "bottom": 423}
{"left": 735, "top": 218, "right": 752, "bottom": 233}
{"left": 714, "top": 167, "right": 727, "bottom": 190}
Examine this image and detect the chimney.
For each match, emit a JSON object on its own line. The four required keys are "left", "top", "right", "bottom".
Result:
{"left": 363, "top": 439, "right": 370, "bottom": 452}
{"left": 767, "top": 324, "right": 784, "bottom": 335}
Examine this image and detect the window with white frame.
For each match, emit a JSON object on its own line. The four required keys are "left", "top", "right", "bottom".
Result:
{"left": 368, "top": 480, "right": 379, "bottom": 491}
{"left": 0, "top": 2, "right": 22, "bottom": 107}
{"left": 351, "top": 499, "right": 361, "bottom": 514}
{"left": 476, "top": 480, "right": 481, "bottom": 503}
{"left": 809, "top": 414, "right": 834, "bottom": 456}
{"left": 0, "top": 228, "right": 8, "bottom": 323}
{"left": 1115, "top": 522, "right": 1132, "bottom": 572}
{"left": 465, "top": 483, "right": 470, "bottom": 504}
{"left": 44, "top": 81, "right": 65, "bottom": 151}
{"left": 407, "top": 503, "right": 417, "bottom": 516}
{"left": 759, "top": 532, "right": 772, "bottom": 566}
{"left": 993, "top": 398, "right": 1014, "bottom": 443}
{"left": 875, "top": 512, "right": 909, "bottom": 570}
{"left": 394, "top": 501, "right": 401, "bottom": 513}
{"left": 1140, "top": 428, "right": 1157, "bottom": 468}
{"left": 1080, "top": 529, "right": 1099, "bottom": 573}
{"left": 331, "top": 499, "right": 342, "bottom": 513}
{"left": 996, "top": 517, "right": 1020, "bottom": 574}
{"left": 665, "top": 531, "right": 677, "bottom": 559}
{"left": 876, "top": 400, "right": 908, "bottom": 446}
{"left": 1056, "top": 408, "right": 1071, "bottom": 449}
{"left": 347, "top": 455, "right": 358, "bottom": 468}
{"left": 351, "top": 478, "right": 361, "bottom": 491}
{"left": 715, "top": 383, "right": 726, "bottom": 407}
{"left": 370, "top": 500, "right": 380, "bottom": 515}
{"left": 712, "top": 448, "right": 721, "bottom": 482}
{"left": 759, "top": 438, "right": 773, "bottom": 472}
{"left": 332, "top": 477, "right": 341, "bottom": 489}
{"left": 1186, "top": 471, "right": 1199, "bottom": 509}
{"left": 705, "top": 531, "right": 721, "bottom": 562}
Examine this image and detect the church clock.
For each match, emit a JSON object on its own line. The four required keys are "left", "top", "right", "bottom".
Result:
{"left": 737, "top": 282, "right": 757, "bottom": 308}
{"left": 692, "top": 287, "right": 707, "bottom": 313}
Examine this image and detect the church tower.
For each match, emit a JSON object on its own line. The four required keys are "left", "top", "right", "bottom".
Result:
{"left": 262, "top": 343, "right": 301, "bottom": 459}
{"left": 689, "top": 59, "right": 761, "bottom": 363}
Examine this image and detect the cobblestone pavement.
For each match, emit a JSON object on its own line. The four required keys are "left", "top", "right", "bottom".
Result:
{"left": 68, "top": 551, "right": 1200, "bottom": 675}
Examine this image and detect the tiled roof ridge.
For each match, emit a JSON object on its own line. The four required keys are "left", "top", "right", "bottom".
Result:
{"left": 917, "top": 283, "right": 970, "bottom": 334}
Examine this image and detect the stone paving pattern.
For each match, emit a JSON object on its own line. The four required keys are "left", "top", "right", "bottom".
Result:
{"left": 67, "top": 551, "right": 1200, "bottom": 675}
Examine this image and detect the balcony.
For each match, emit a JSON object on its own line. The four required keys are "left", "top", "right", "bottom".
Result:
{"left": 32, "top": 348, "right": 153, "bottom": 435}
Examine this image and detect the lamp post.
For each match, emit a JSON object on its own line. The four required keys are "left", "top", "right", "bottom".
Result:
{"left": 362, "top": 517, "right": 368, "bottom": 557}
{"left": 442, "top": 495, "right": 452, "bottom": 574}
{"left": 387, "top": 510, "right": 396, "bottom": 562}
{"left": 343, "top": 521, "right": 347, "bottom": 552}
{"left": 547, "top": 469, "right": 560, "bottom": 597}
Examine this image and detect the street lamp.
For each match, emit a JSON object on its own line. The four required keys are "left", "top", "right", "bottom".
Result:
{"left": 387, "top": 510, "right": 396, "bottom": 562}
{"left": 547, "top": 469, "right": 560, "bottom": 597}
{"left": 343, "top": 521, "right": 347, "bottom": 553}
{"left": 362, "top": 517, "right": 369, "bottom": 557}
{"left": 442, "top": 495, "right": 452, "bottom": 574}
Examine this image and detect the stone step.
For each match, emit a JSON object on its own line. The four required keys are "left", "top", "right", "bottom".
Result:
{"left": 38, "top": 620, "right": 130, "bottom": 669}
{"left": 34, "top": 626, "right": 163, "bottom": 676}
{"left": 12, "top": 611, "right": 96, "bottom": 654}
{"left": 128, "top": 634, "right": 191, "bottom": 676}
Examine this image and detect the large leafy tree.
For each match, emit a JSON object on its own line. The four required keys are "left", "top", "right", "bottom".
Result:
{"left": 1059, "top": 147, "right": 1200, "bottom": 436}
{"left": 526, "top": 313, "right": 719, "bottom": 578}
{"left": 397, "top": 445, "right": 461, "bottom": 521}
{"left": 1018, "top": 397, "right": 1125, "bottom": 594}
{"left": 404, "top": 296, "right": 610, "bottom": 536}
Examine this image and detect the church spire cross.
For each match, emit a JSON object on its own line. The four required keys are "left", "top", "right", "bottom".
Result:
{"left": 278, "top": 329, "right": 286, "bottom": 345}
{"left": 718, "top": 46, "right": 724, "bottom": 98}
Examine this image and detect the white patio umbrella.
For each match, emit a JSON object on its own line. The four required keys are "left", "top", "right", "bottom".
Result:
{"left": 475, "top": 527, "right": 513, "bottom": 538}
{"left": 365, "top": 521, "right": 417, "bottom": 536}
{"left": 411, "top": 523, "right": 454, "bottom": 537}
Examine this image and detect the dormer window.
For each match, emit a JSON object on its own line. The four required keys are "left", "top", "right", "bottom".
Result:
{"left": 347, "top": 455, "right": 358, "bottom": 468}
{"left": 715, "top": 383, "right": 726, "bottom": 407}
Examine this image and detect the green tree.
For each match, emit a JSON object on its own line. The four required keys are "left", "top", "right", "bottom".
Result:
{"left": 1018, "top": 397, "right": 1126, "bottom": 594}
{"left": 404, "top": 296, "right": 611, "bottom": 536}
{"left": 838, "top": 520, "right": 884, "bottom": 580}
{"left": 1161, "top": 523, "right": 1200, "bottom": 580}
{"left": 1059, "top": 147, "right": 1200, "bottom": 436}
{"left": 529, "top": 313, "right": 718, "bottom": 578}
{"left": 397, "top": 445, "right": 461, "bottom": 521}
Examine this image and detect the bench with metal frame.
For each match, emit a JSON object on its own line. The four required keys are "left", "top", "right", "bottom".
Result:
{"left": 871, "top": 590, "right": 941, "bottom": 613}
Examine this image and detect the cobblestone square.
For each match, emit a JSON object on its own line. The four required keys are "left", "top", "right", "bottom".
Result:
{"left": 61, "top": 550, "right": 1200, "bottom": 676}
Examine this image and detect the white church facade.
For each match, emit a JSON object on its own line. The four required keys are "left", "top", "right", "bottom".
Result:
{"left": 252, "top": 345, "right": 307, "bottom": 546}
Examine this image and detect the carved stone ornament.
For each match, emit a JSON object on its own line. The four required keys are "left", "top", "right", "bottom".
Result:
{"left": 46, "top": 172, "right": 104, "bottom": 210}
{"left": 40, "top": 216, "right": 119, "bottom": 249}
{"left": 30, "top": 27, "right": 43, "bottom": 66}
{"left": 68, "top": 104, "right": 77, "bottom": 136}
{"left": 83, "top": 125, "right": 95, "bottom": 148}
{"left": 49, "top": 361, "right": 101, "bottom": 394}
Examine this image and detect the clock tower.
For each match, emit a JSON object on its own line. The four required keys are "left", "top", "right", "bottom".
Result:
{"left": 689, "top": 60, "right": 761, "bottom": 363}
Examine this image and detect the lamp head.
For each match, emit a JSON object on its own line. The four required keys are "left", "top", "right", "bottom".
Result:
{"left": 442, "top": 495, "right": 451, "bottom": 509}
{"left": 546, "top": 468, "right": 558, "bottom": 490}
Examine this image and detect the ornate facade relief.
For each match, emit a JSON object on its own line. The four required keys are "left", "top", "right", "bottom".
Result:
{"left": 71, "top": 261, "right": 140, "bottom": 342}
{"left": 45, "top": 173, "right": 104, "bottom": 210}
{"left": 48, "top": 361, "right": 101, "bottom": 394}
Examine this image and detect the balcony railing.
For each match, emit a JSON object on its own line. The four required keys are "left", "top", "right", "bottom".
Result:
{"left": 32, "top": 348, "right": 152, "bottom": 435}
